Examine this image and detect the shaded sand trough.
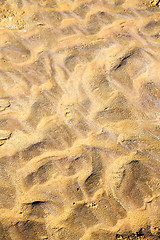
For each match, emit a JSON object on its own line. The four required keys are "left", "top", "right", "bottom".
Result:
{"left": 0, "top": 0, "right": 160, "bottom": 239}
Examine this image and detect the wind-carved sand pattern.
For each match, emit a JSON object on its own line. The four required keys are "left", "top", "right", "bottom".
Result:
{"left": 0, "top": 0, "right": 160, "bottom": 239}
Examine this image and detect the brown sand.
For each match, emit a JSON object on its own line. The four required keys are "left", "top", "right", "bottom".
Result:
{"left": 0, "top": 0, "right": 160, "bottom": 239}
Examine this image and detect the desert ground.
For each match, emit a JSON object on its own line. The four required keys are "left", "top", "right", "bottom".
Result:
{"left": 0, "top": 0, "right": 160, "bottom": 239}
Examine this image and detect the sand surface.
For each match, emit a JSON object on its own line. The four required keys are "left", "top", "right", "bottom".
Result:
{"left": 0, "top": 0, "right": 160, "bottom": 239}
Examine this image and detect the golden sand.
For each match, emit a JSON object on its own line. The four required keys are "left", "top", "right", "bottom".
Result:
{"left": 0, "top": 0, "right": 160, "bottom": 239}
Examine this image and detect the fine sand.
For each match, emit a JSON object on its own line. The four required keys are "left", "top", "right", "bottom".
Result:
{"left": 0, "top": 0, "right": 160, "bottom": 239}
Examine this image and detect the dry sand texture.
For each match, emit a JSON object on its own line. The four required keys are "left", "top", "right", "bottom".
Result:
{"left": 0, "top": 0, "right": 160, "bottom": 239}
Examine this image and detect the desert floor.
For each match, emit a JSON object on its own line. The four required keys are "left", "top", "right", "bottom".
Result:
{"left": 0, "top": 0, "right": 160, "bottom": 239}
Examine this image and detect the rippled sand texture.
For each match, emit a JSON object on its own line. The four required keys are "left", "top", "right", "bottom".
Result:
{"left": 0, "top": 0, "right": 160, "bottom": 239}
